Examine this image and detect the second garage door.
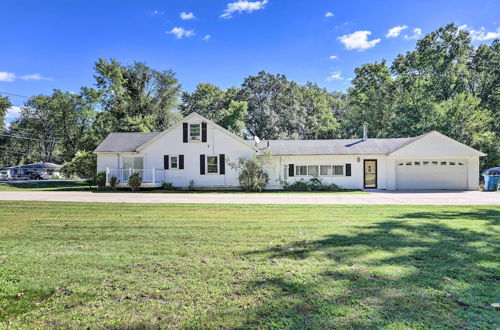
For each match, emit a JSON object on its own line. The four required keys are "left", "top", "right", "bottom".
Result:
{"left": 396, "top": 160, "right": 467, "bottom": 190}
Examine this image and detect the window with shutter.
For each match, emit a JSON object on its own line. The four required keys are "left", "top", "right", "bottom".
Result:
{"left": 179, "top": 155, "right": 184, "bottom": 169}
{"left": 345, "top": 164, "right": 352, "bottom": 176}
{"left": 288, "top": 164, "right": 294, "bottom": 177}
{"left": 200, "top": 155, "right": 205, "bottom": 175}
{"left": 219, "top": 154, "right": 225, "bottom": 174}
{"left": 163, "top": 155, "right": 169, "bottom": 170}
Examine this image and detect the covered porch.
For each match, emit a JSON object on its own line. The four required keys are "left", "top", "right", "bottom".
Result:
{"left": 106, "top": 168, "right": 166, "bottom": 188}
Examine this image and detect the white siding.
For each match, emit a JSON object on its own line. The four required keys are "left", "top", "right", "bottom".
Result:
{"left": 140, "top": 121, "right": 256, "bottom": 188}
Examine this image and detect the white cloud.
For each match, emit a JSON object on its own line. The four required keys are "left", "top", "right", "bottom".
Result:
{"left": 5, "top": 106, "right": 22, "bottom": 120}
{"left": 151, "top": 10, "right": 164, "bottom": 16}
{"left": 220, "top": 0, "right": 268, "bottom": 19}
{"left": 386, "top": 25, "right": 408, "bottom": 38}
{"left": 325, "top": 12, "right": 334, "bottom": 18}
{"left": 167, "top": 27, "right": 195, "bottom": 39}
{"left": 326, "top": 72, "right": 343, "bottom": 81}
{"left": 0, "top": 72, "right": 16, "bottom": 82}
{"left": 338, "top": 31, "right": 380, "bottom": 50}
{"left": 403, "top": 28, "right": 422, "bottom": 40}
{"left": 180, "top": 12, "right": 195, "bottom": 20}
{"left": 329, "top": 55, "right": 338, "bottom": 59}
{"left": 20, "top": 73, "right": 52, "bottom": 81}
{"left": 460, "top": 25, "right": 500, "bottom": 41}
{"left": 203, "top": 35, "right": 211, "bottom": 41}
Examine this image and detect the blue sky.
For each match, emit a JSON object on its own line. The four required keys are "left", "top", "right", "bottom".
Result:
{"left": 1, "top": 0, "right": 499, "bottom": 122}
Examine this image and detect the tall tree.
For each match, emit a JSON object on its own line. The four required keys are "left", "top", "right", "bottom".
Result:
{"left": 94, "top": 58, "right": 181, "bottom": 134}
{"left": 179, "top": 83, "right": 238, "bottom": 122}
{"left": 0, "top": 96, "right": 10, "bottom": 132}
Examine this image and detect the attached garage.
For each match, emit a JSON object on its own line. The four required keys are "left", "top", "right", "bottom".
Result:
{"left": 388, "top": 131, "right": 486, "bottom": 191}
{"left": 396, "top": 159, "right": 467, "bottom": 190}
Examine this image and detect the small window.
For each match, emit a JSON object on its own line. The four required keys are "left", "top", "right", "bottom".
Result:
{"left": 297, "top": 165, "right": 307, "bottom": 176}
{"left": 308, "top": 165, "right": 318, "bottom": 176}
{"left": 432, "top": 161, "right": 438, "bottom": 166}
{"left": 414, "top": 162, "right": 421, "bottom": 166}
{"left": 332, "top": 165, "right": 344, "bottom": 175}
{"left": 189, "top": 123, "right": 201, "bottom": 141}
{"left": 171, "top": 156, "right": 178, "bottom": 169}
{"left": 423, "top": 161, "right": 429, "bottom": 166}
{"left": 406, "top": 162, "right": 412, "bottom": 166}
{"left": 440, "top": 161, "right": 447, "bottom": 166}
{"left": 207, "top": 156, "right": 218, "bottom": 174}
{"left": 320, "top": 165, "right": 332, "bottom": 176}
{"left": 449, "top": 162, "right": 456, "bottom": 165}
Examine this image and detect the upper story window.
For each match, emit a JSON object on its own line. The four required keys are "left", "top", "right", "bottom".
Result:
{"left": 189, "top": 123, "right": 201, "bottom": 141}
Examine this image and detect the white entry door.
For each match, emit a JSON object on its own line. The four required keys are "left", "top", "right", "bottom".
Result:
{"left": 396, "top": 160, "right": 467, "bottom": 190}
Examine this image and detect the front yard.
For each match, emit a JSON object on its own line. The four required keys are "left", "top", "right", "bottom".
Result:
{"left": 0, "top": 202, "right": 498, "bottom": 328}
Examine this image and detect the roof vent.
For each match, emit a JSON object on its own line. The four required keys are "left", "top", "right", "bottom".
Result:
{"left": 362, "top": 122, "right": 368, "bottom": 141}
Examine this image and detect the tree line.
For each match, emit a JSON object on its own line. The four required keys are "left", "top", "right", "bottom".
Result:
{"left": 0, "top": 24, "right": 498, "bottom": 170}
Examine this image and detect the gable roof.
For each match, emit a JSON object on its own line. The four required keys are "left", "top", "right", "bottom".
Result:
{"left": 257, "top": 131, "right": 486, "bottom": 156}
{"left": 94, "top": 132, "right": 161, "bottom": 153}
{"left": 94, "top": 113, "right": 257, "bottom": 153}
{"left": 257, "top": 135, "right": 425, "bottom": 156}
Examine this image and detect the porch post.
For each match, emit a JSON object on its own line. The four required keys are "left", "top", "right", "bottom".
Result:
{"left": 152, "top": 168, "right": 155, "bottom": 184}
{"left": 106, "top": 167, "right": 109, "bottom": 186}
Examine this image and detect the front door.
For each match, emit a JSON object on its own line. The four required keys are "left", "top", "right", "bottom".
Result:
{"left": 364, "top": 160, "right": 377, "bottom": 189}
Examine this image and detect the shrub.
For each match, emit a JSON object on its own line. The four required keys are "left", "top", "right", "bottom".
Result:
{"left": 62, "top": 151, "right": 97, "bottom": 189}
{"left": 229, "top": 156, "right": 269, "bottom": 192}
{"left": 162, "top": 182, "right": 175, "bottom": 190}
{"left": 128, "top": 172, "right": 142, "bottom": 191}
{"left": 110, "top": 176, "right": 119, "bottom": 190}
{"left": 284, "top": 178, "right": 343, "bottom": 192}
{"left": 188, "top": 180, "right": 195, "bottom": 191}
{"left": 96, "top": 171, "right": 106, "bottom": 190}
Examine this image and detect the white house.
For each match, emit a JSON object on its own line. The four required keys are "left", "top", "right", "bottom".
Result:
{"left": 94, "top": 112, "right": 486, "bottom": 190}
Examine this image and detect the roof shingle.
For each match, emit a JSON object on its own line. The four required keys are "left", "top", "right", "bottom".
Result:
{"left": 94, "top": 132, "right": 161, "bottom": 152}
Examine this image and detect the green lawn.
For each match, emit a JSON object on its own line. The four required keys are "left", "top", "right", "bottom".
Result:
{"left": 0, "top": 181, "right": 365, "bottom": 193}
{"left": 1, "top": 202, "right": 498, "bottom": 328}
{"left": 0, "top": 181, "right": 90, "bottom": 191}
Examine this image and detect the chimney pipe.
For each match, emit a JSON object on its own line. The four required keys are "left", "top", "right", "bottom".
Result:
{"left": 362, "top": 122, "right": 368, "bottom": 141}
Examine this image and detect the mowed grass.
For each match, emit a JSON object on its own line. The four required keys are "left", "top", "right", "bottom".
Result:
{"left": 0, "top": 202, "right": 498, "bottom": 329}
{"left": 0, "top": 181, "right": 89, "bottom": 191}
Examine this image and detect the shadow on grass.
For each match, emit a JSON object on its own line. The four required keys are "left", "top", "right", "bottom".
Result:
{"left": 231, "top": 209, "right": 500, "bottom": 328}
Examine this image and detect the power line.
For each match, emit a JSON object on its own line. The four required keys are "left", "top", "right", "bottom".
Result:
{"left": 0, "top": 91, "right": 31, "bottom": 99}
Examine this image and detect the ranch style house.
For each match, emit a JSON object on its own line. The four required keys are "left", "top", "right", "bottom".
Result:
{"left": 94, "top": 112, "right": 486, "bottom": 190}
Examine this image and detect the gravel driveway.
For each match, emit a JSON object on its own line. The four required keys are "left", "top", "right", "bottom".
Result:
{"left": 0, "top": 190, "right": 498, "bottom": 205}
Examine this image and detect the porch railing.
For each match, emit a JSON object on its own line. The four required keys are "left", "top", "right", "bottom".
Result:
{"left": 106, "top": 168, "right": 165, "bottom": 185}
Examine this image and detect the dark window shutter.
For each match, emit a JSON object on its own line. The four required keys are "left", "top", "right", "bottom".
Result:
{"left": 219, "top": 154, "right": 225, "bottom": 174}
{"left": 202, "top": 122, "right": 207, "bottom": 142}
{"left": 288, "top": 164, "right": 294, "bottom": 177}
{"left": 179, "top": 155, "right": 184, "bottom": 169}
{"left": 164, "top": 155, "right": 169, "bottom": 169}
{"left": 183, "top": 123, "right": 188, "bottom": 143}
{"left": 345, "top": 164, "right": 351, "bottom": 176}
{"left": 200, "top": 155, "right": 205, "bottom": 175}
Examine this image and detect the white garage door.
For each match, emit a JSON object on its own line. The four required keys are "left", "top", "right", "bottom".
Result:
{"left": 396, "top": 160, "right": 467, "bottom": 190}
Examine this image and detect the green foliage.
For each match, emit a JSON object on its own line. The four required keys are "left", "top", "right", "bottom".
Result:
{"left": 96, "top": 171, "right": 106, "bottom": 190}
{"left": 229, "top": 156, "right": 270, "bottom": 192}
{"left": 93, "top": 58, "right": 181, "bottom": 135}
{"left": 128, "top": 172, "right": 142, "bottom": 191}
{"left": 109, "top": 176, "right": 119, "bottom": 190}
{"left": 161, "top": 182, "right": 175, "bottom": 190}
{"left": 61, "top": 151, "right": 97, "bottom": 189}
{"left": 0, "top": 96, "right": 11, "bottom": 133}
{"left": 284, "top": 178, "right": 343, "bottom": 192}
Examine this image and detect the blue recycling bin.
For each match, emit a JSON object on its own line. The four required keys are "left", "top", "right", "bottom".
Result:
{"left": 482, "top": 167, "right": 500, "bottom": 191}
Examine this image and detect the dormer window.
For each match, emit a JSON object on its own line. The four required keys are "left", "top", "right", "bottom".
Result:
{"left": 189, "top": 123, "right": 201, "bottom": 141}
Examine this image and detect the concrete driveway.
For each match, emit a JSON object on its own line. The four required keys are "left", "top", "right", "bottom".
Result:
{"left": 0, "top": 190, "right": 498, "bottom": 205}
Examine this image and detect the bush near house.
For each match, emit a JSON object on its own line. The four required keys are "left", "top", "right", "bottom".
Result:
{"left": 61, "top": 151, "right": 97, "bottom": 189}
{"left": 109, "top": 176, "right": 119, "bottom": 190}
{"left": 284, "top": 177, "right": 343, "bottom": 192}
{"left": 230, "top": 156, "right": 270, "bottom": 192}
{"left": 96, "top": 171, "right": 106, "bottom": 190}
{"left": 128, "top": 172, "right": 142, "bottom": 191}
